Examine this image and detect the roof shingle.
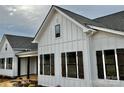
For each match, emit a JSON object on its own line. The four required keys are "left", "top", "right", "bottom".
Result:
{"left": 93, "top": 11, "right": 124, "bottom": 31}
{"left": 5, "top": 34, "right": 37, "bottom": 51}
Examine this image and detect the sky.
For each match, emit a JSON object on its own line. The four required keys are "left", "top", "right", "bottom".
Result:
{"left": 0, "top": 5, "right": 124, "bottom": 39}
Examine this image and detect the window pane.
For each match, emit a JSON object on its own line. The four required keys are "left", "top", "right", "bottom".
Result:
{"left": 44, "top": 54, "right": 50, "bottom": 75}
{"left": 77, "top": 51, "right": 84, "bottom": 79}
{"left": 117, "top": 49, "right": 124, "bottom": 80}
{"left": 55, "top": 24, "right": 60, "bottom": 37}
{"left": 61, "top": 53, "right": 66, "bottom": 77}
{"left": 67, "top": 52, "right": 77, "bottom": 78}
{"left": 51, "top": 54, "right": 55, "bottom": 75}
{"left": 96, "top": 51, "right": 104, "bottom": 79}
{"left": 104, "top": 50, "right": 117, "bottom": 80}
{"left": 40, "top": 55, "right": 43, "bottom": 75}
{"left": 6, "top": 58, "right": 12, "bottom": 69}
{"left": 0, "top": 58, "right": 5, "bottom": 69}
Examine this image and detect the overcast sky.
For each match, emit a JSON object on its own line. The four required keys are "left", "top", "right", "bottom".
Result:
{"left": 0, "top": 5, "right": 124, "bottom": 39}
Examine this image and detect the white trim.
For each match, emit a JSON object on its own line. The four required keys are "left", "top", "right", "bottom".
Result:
{"left": 65, "top": 53, "right": 68, "bottom": 77}
{"left": 76, "top": 52, "right": 79, "bottom": 78}
{"left": 50, "top": 54, "right": 51, "bottom": 75}
{"left": 115, "top": 49, "right": 120, "bottom": 80}
{"left": 88, "top": 25, "right": 124, "bottom": 36}
{"left": 102, "top": 50, "right": 106, "bottom": 79}
{"left": 5, "top": 58, "right": 6, "bottom": 69}
{"left": 43, "top": 54, "right": 44, "bottom": 75}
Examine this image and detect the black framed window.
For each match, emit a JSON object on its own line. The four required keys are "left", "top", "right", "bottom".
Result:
{"left": 77, "top": 51, "right": 84, "bottom": 79}
{"left": 0, "top": 58, "right": 5, "bottom": 69}
{"left": 51, "top": 54, "right": 55, "bottom": 75}
{"left": 55, "top": 24, "right": 60, "bottom": 38}
{"left": 67, "top": 52, "right": 77, "bottom": 78}
{"left": 5, "top": 44, "right": 7, "bottom": 51}
{"left": 61, "top": 51, "right": 84, "bottom": 79}
{"left": 96, "top": 51, "right": 104, "bottom": 79}
{"left": 61, "top": 53, "right": 66, "bottom": 77}
{"left": 104, "top": 50, "right": 117, "bottom": 80}
{"left": 44, "top": 54, "right": 50, "bottom": 75}
{"left": 6, "top": 58, "right": 13, "bottom": 69}
{"left": 117, "top": 49, "right": 124, "bottom": 80}
{"left": 40, "top": 55, "right": 43, "bottom": 74}
{"left": 40, "top": 54, "right": 55, "bottom": 76}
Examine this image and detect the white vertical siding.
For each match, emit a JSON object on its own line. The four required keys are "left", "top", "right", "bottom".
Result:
{"left": 38, "top": 11, "right": 91, "bottom": 87}
{"left": 0, "top": 38, "right": 17, "bottom": 77}
{"left": 91, "top": 31, "right": 124, "bottom": 87}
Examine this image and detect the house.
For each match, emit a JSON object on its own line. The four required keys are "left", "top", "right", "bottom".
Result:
{"left": 33, "top": 5, "right": 124, "bottom": 87}
{"left": 0, "top": 34, "right": 38, "bottom": 79}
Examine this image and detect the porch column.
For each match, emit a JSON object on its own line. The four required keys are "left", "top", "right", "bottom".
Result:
{"left": 18, "top": 57, "right": 21, "bottom": 77}
{"left": 27, "top": 57, "right": 30, "bottom": 79}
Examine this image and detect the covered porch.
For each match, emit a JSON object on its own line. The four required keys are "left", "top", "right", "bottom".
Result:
{"left": 16, "top": 51, "right": 38, "bottom": 79}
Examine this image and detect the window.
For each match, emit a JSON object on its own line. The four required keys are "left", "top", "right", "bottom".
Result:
{"left": 55, "top": 24, "right": 60, "bottom": 38}
{"left": 40, "top": 54, "right": 55, "bottom": 76}
{"left": 104, "top": 50, "right": 117, "bottom": 80}
{"left": 61, "top": 51, "right": 84, "bottom": 79}
{"left": 40, "top": 55, "right": 43, "bottom": 74}
{"left": 44, "top": 54, "right": 50, "bottom": 75}
{"left": 51, "top": 54, "right": 55, "bottom": 75}
{"left": 5, "top": 44, "right": 7, "bottom": 51}
{"left": 6, "top": 58, "right": 13, "bottom": 69}
{"left": 61, "top": 53, "right": 66, "bottom": 77}
{"left": 96, "top": 51, "right": 104, "bottom": 79}
{"left": 67, "top": 52, "right": 77, "bottom": 78}
{"left": 117, "top": 49, "right": 124, "bottom": 80}
{"left": 0, "top": 58, "right": 5, "bottom": 69}
{"left": 77, "top": 51, "right": 84, "bottom": 79}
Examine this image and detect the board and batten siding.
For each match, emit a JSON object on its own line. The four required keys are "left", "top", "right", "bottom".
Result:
{"left": 0, "top": 38, "right": 17, "bottom": 77}
{"left": 91, "top": 31, "right": 124, "bottom": 87}
{"left": 38, "top": 11, "right": 92, "bottom": 87}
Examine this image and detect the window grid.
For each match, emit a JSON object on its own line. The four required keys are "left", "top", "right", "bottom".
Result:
{"left": 61, "top": 51, "right": 84, "bottom": 79}
{"left": 40, "top": 54, "right": 55, "bottom": 76}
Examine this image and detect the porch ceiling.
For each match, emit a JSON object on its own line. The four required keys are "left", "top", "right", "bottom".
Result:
{"left": 16, "top": 51, "right": 38, "bottom": 58}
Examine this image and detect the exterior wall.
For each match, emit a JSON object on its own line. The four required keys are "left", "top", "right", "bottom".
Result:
{"left": 38, "top": 11, "right": 91, "bottom": 87}
{"left": 91, "top": 31, "right": 124, "bottom": 87}
{"left": 0, "top": 38, "right": 17, "bottom": 77}
{"left": 20, "top": 57, "right": 37, "bottom": 75}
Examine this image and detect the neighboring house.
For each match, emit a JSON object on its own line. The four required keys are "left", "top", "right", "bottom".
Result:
{"left": 33, "top": 6, "right": 124, "bottom": 87}
{"left": 0, "top": 34, "right": 38, "bottom": 78}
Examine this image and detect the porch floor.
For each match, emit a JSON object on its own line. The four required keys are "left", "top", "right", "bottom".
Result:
{"left": 0, "top": 75, "right": 37, "bottom": 87}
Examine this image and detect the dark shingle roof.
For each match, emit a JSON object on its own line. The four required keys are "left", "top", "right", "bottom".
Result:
{"left": 55, "top": 6, "right": 106, "bottom": 28}
{"left": 5, "top": 34, "right": 37, "bottom": 51}
{"left": 94, "top": 11, "right": 124, "bottom": 31}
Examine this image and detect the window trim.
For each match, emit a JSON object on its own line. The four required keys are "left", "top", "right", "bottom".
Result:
{"left": 6, "top": 57, "right": 13, "bottom": 70}
{"left": 40, "top": 53, "right": 55, "bottom": 76}
{"left": 61, "top": 51, "right": 84, "bottom": 79}
{"left": 0, "top": 58, "right": 5, "bottom": 69}
{"left": 96, "top": 49, "right": 120, "bottom": 80}
{"left": 55, "top": 24, "right": 60, "bottom": 38}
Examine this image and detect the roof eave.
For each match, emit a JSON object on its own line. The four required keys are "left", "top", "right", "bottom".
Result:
{"left": 88, "top": 25, "right": 124, "bottom": 36}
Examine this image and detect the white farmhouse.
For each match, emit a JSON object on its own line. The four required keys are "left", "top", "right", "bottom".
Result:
{"left": 0, "top": 34, "right": 38, "bottom": 78}
{"left": 33, "top": 6, "right": 124, "bottom": 87}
